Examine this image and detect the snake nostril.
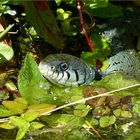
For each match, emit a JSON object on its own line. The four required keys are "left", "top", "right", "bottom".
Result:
{"left": 51, "top": 66, "right": 55, "bottom": 70}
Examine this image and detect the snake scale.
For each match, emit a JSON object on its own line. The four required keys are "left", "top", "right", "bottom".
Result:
{"left": 39, "top": 50, "right": 140, "bottom": 86}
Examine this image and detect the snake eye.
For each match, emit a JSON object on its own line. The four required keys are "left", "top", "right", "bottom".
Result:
{"left": 60, "top": 63, "right": 68, "bottom": 71}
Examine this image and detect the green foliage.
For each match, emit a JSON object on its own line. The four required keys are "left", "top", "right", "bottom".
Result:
{"left": 0, "top": 1, "right": 17, "bottom": 15}
{"left": 61, "top": 18, "right": 79, "bottom": 36}
{"left": 0, "top": 43, "right": 14, "bottom": 64}
{"left": 40, "top": 114, "right": 85, "bottom": 128}
{"left": 18, "top": 52, "right": 86, "bottom": 106}
{"left": 0, "top": 91, "right": 9, "bottom": 101}
{"left": 85, "top": 3, "right": 123, "bottom": 18}
{"left": 56, "top": 8, "right": 79, "bottom": 36}
{"left": 81, "top": 33, "right": 111, "bottom": 65}
{"left": 0, "top": 0, "right": 140, "bottom": 139}
{"left": 92, "top": 73, "right": 140, "bottom": 95}
{"left": 0, "top": 97, "right": 56, "bottom": 117}
{"left": 0, "top": 24, "right": 14, "bottom": 39}
{"left": 0, "top": 97, "right": 56, "bottom": 139}
{"left": 57, "top": 8, "right": 72, "bottom": 20}
{"left": 0, "top": 0, "right": 21, "bottom": 5}
{"left": 99, "top": 115, "right": 116, "bottom": 127}
{"left": 0, "top": 121, "right": 16, "bottom": 129}
{"left": 55, "top": 0, "right": 62, "bottom": 6}
{"left": 2, "top": 97, "right": 28, "bottom": 114}
{"left": 73, "top": 104, "right": 91, "bottom": 117}
{"left": 61, "top": 0, "right": 122, "bottom": 18}
{"left": 29, "top": 121, "right": 44, "bottom": 131}
{"left": 23, "top": 1, "right": 65, "bottom": 49}
{"left": 28, "top": 27, "right": 37, "bottom": 36}
{"left": 9, "top": 116, "right": 30, "bottom": 140}
{"left": 0, "top": 1, "right": 10, "bottom": 15}
{"left": 56, "top": 8, "right": 78, "bottom": 36}
{"left": 50, "top": 85, "right": 84, "bottom": 105}
{"left": 39, "top": 110, "right": 97, "bottom": 139}
{"left": 121, "top": 127, "right": 140, "bottom": 140}
{"left": 132, "top": 98, "right": 140, "bottom": 117}
{"left": 28, "top": 104, "right": 56, "bottom": 116}
{"left": 0, "top": 105, "right": 15, "bottom": 117}
{"left": 18, "top": 53, "right": 52, "bottom": 104}
{"left": 113, "top": 109, "right": 132, "bottom": 118}
{"left": 82, "top": 0, "right": 108, "bottom": 9}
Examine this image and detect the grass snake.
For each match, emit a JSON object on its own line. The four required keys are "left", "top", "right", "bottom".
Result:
{"left": 39, "top": 50, "right": 140, "bottom": 86}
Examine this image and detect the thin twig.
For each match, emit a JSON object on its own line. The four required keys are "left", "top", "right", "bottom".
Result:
{"left": 85, "top": 120, "right": 104, "bottom": 140}
{"left": 41, "top": 83, "right": 140, "bottom": 116}
{"left": 77, "top": 0, "right": 94, "bottom": 52}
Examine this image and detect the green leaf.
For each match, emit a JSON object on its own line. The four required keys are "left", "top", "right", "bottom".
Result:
{"left": 0, "top": 1, "right": 10, "bottom": 16}
{"left": 86, "top": 3, "right": 123, "bottom": 18}
{"left": 2, "top": 97, "right": 28, "bottom": 114}
{"left": 113, "top": 109, "right": 132, "bottom": 118}
{"left": 74, "top": 104, "right": 91, "bottom": 117}
{"left": 0, "top": 24, "right": 14, "bottom": 39}
{"left": 0, "top": 91, "right": 9, "bottom": 101}
{"left": 132, "top": 100, "right": 140, "bottom": 117}
{"left": 81, "top": 33, "right": 111, "bottom": 65}
{"left": 22, "top": 103, "right": 56, "bottom": 122}
{"left": 99, "top": 115, "right": 116, "bottom": 127}
{"left": 9, "top": 116, "right": 30, "bottom": 128}
{"left": 49, "top": 85, "right": 84, "bottom": 105}
{"left": 23, "top": 1, "right": 65, "bottom": 49}
{"left": 55, "top": 0, "right": 62, "bottom": 6}
{"left": 0, "top": 43, "right": 14, "bottom": 64}
{"left": 9, "top": 116, "right": 30, "bottom": 140}
{"left": 93, "top": 106, "right": 111, "bottom": 116}
{"left": 22, "top": 110, "right": 39, "bottom": 122}
{"left": 28, "top": 104, "right": 57, "bottom": 116}
{"left": 30, "top": 121, "right": 44, "bottom": 131}
{"left": 61, "top": 18, "right": 78, "bottom": 36}
{"left": 14, "top": 97, "right": 28, "bottom": 105}
{"left": 0, "top": 122, "right": 16, "bottom": 129}
{"left": 113, "top": 109, "right": 121, "bottom": 117}
{"left": 121, "top": 110, "right": 132, "bottom": 118}
{"left": 28, "top": 27, "right": 37, "bottom": 36}
{"left": 0, "top": 105, "right": 15, "bottom": 117}
{"left": 16, "top": 127, "right": 30, "bottom": 140}
{"left": 93, "top": 73, "right": 140, "bottom": 97}
{"left": 69, "top": 96, "right": 86, "bottom": 103}
{"left": 57, "top": 8, "right": 72, "bottom": 20}
{"left": 82, "top": 0, "right": 108, "bottom": 9}
{"left": 40, "top": 114, "right": 85, "bottom": 128}
{"left": 18, "top": 53, "right": 54, "bottom": 104}
{"left": 86, "top": 116, "right": 99, "bottom": 126}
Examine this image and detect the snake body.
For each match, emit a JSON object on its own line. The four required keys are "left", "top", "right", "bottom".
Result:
{"left": 104, "top": 50, "right": 140, "bottom": 79}
{"left": 39, "top": 50, "right": 140, "bottom": 86}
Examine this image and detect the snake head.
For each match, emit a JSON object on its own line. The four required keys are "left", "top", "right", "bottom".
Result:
{"left": 39, "top": 54, "right": 98, "bottom": 86}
